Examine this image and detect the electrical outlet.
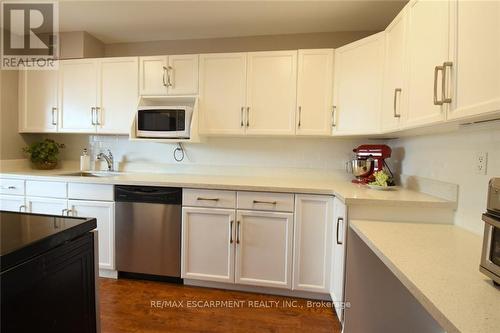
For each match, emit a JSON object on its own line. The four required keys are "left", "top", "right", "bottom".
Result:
{"left": 475, "top": 152, "right": 488, "bottom": 175}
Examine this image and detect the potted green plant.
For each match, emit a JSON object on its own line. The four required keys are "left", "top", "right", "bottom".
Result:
{"left": 23, "top": 139, "right": 65, "bottom": 170}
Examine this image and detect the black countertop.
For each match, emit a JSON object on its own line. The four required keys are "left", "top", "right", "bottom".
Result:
{"left": 0, "top": 211, "right": 97, "bottom": 272}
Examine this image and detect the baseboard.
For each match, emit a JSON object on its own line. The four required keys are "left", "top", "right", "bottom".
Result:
{"left": 99, "top": 269, "right": 118, "bottom": 279}
{"left": 184, "top": 279, "right": 331, "bottom": 301}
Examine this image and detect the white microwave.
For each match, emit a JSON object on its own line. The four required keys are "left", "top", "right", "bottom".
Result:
{"left": 136, "top": 106, "right": 192, "bottom": 139}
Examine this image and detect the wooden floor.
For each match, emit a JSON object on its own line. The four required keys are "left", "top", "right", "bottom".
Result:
{"left": 99, "top": 278, "right": 341, "bottom": 333}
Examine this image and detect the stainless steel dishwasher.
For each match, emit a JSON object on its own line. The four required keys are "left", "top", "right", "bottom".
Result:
{"left": 115, "top": 185, "right": 182, "bottom": 281}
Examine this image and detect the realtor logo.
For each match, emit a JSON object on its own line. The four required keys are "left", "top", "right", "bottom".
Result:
{"left": 1, "top": 1, "right": 59, "bottom": 69}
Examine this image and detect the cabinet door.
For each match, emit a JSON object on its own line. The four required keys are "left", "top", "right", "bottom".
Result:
{"left": 18, "top": 69, "right": 58, "bottom": 132}
{"left": 199, "top": 53, "right": 247, "bottom": 135}
{"left": 406, "top": 0, "right": 450, "bottom": 127}
{"left": 448, "top": 1, "right": 500, "bottom": 120}
{"left": 182, "top": 207, "right": 235, "bottom": 283}
{"left": 69, "top": 200, "right": 115, "bottom": 270}
{"left": 296, "top": 49, "right": 334, "bottom": 136}
{"left": 293, "top": 195, "right": 333, "bottom": 293}
{"left": 27, "top": 197, "right": 67, "bottom": 216}
{"left": 330, "top": 198, "right": 347, "bottom": 323}
{"left": 333, "top": 32, "right": 385, "bottom": 135}
{"left": 0, "top": 195, "right": 26, "bottom": 212}
{"left": 97, "top": 57, "right": 138, "bottom": 134}
{"left": 58, "top": 59, "right": 98, "bottom": 132}
{"left": 235, "top": 210, "right": 293, "bottom": 289}
{"left": 139, "top": 56, "right": 168, "bottom": 95}
{"left": 167, "top": 54, "right": 199, "bottom": 95}
{"left": 382, "top": 7, "right": 408, "bottom": 132}
{"left": 246, "top": 51, "right": 297, "bottom": 135}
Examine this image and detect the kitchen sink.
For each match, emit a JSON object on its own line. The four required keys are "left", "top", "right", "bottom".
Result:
{"left": 57, "top": 171, "right": 122, "bottom": 178}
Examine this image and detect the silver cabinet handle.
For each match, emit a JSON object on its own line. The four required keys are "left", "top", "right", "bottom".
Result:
{"left": 95, "top": 107, "right": 101, "bottom": 125}
{"left": 19, "top": 205, "right": 26, "bottom": 212}
{"left": 230, "top": 220, "right": 234, "bottom": 244}
{"left": 433, "top": 65, "right": 444, "bottom": 106}
{"left": 67, "top": 209, "right": 73, "bottom": 216}
{"left": 331, "top": 105, "right": 337, "bottom": 127}
{"left": 336, "top": 217, "right": 344, "bottom": 245}
{"left": 240, "top": 107, "right": 245, "bottom": 127}
{"left": 298, "top": 106, "right": 302, "bottom": 128}
{"left": 442, "top": 62, "right": 453, "bottom": 104}
{"left": 236, "top": 220, "right": 241, "bottom": 244}
{"left": 6, "top": 186, "right": 16, "bottom": 190}
{"left": 253, "top": 200, "right": 277, "bottom": 205}
{"left": 91, "top": 107, "right": 96, "bottom": 125}
{"left": 196, "top": 197, "right": 219, "bottom": 202}
{"left": 393, "top": 88, "right": 402, "bottom": 118}
{"left": 62, "top": 208, "right": 68, "bottom": 216}
{"left": 162, "top": 66, "right": 168, "bottom": 87}
{"left": 246, "top": 107, "right": 250, "bottom": 127}
{"left": 51, "top": 107, "right": 57, "bottom": 125}
{"left": 166, "top": 66, "right": 173, "bottom": 87}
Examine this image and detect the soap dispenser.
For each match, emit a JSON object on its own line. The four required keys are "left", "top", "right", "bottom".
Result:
{"left": 80, "top": 148, "right": 90, "bottom": 171}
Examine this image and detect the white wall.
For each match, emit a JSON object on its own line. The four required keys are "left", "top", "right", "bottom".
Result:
{"left": 389, "top": 122, "right": 500, "bottom": 235}
{"left": 49, "top": 134, "right": 370, "bottom": 172}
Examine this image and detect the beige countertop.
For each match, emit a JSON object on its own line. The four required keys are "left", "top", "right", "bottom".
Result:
{"left": 0, "top": 162, "right": 455, "bottom": 208}
{"left": 350, "top": 220, "right": 500, "bottom": 333}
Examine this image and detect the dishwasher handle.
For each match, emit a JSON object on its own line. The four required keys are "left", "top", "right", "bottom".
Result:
{"left": 115, "top": 185, "right": 182, "bottom": 204}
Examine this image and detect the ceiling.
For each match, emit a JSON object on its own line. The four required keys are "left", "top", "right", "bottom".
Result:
{"left": 58, "top": 1, "right": 407, "bottom": 44}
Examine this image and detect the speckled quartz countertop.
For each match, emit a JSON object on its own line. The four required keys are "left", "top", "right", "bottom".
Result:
{"left": 350, "top": 220, "right": 500, "bottom": 333}
{"left": 0, "top": 162, "right": 455, "bottom": 208}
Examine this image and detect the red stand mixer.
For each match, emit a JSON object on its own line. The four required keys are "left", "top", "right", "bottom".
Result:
{"left": 346, "top": 144, "right": 393, "bottom": 184}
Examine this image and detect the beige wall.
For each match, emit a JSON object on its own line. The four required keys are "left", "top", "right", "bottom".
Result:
{"left": 104, "top": 31, "right": 376, "bottom": 56}
{"left": 60, "top": 31, "right": 104, "bottom": 59}
{"left": 0, "top": 70, "right": 29, "bottom": 160}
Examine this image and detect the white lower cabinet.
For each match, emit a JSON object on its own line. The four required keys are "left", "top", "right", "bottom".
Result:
{"left": 293, "top": 195, "right": 333, "bottom": 293}
{"left": 235, "top": 210, "right": 293, "bottom": 289}
{"left": 181, "top": 207, "right": 235, "bottom": 283}
{"left": 26, "top": 196, "right": 68, "bottom": 215}
{"left": 68, "top": 200, "right": 115, "bottom": 271}
{"left": 0, "top": 194, "right": 26, "bottom": 212}
{"left": 330, "top": 198, "right": 347, "bottom": 323}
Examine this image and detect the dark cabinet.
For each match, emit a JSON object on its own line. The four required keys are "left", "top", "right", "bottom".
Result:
{"left": 1, "top": 232, "right": 97, "bottom": 333}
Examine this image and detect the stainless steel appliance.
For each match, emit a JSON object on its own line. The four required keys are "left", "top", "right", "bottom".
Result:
{"left": 136, "top": 106, "right": 193, "bottom": 139}
{"left": 115, "top": 185, "right": 182, "bottom": 280}
{"left": 480, "top": 178, "right": 500, "bottom": 285}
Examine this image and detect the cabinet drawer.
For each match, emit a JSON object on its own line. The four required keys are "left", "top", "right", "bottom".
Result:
{"left": 0, "top": 179, "right": 25, "bottom": 195}
{"left": 237, "top": 191, "right": 294, "bottom": 212}
{"left": 183, "top": 189, "right": 236, "bottom": 208}
{"left": 68, "top": 183, "right": 114, "bottom": 201}
{"left": 26, "top": 180, "right": 67, "bottom": 198}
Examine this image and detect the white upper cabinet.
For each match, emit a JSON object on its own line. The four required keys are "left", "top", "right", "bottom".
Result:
{"left": 139, "top": 56, "right": 167, "bottom": 95}
{"left": 448, "top": 0, "right": 500, "bottom": 120}
{"left": 139, "top": 55, "right": 198, "bottom": 96}
{"left": 58, "top": 59, "right": 98, "bottom": 132}
{"left": 235, "top": 210, "right": 293, "bottom": 289}
{"left": 330, "top": 197, "right": 347, "bottom": 323}
{"left": 19, "top": 69, "right": 58, "bottom": 132}
{"left": 296, "top": 49, "right": 334, "bottom": 136}
{"left": 199, "top": 53, "right": 247, "bottom": 135}
{"left": 97, "top": 57, "right": 139, "bottom": 134}
{"left": 406, "top": 0, "right": 450, "bottom": 128}
{"left": 167, "top": 55, "right": 199, "bottom": 95}
{"left": 333, "top": 32, "right": 385, "bottom": 135}
{"left": 382, "top": 7, "right": 408, "bottom": 132}
{"left": 293, "top": 194, "right": 333, "bottom": 293}
{"left": 246, "top": 51, "right": 297, "bottom": 135}
{"left": 182, "top": 207, "right": 235, "bottom": 283}
{"left": 59, "top": 57, "right": 138, "bottom": 133}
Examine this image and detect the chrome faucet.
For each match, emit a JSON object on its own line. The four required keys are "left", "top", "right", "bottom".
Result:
{"left": 96, "top": 149, "right": 114, "bottom": 171}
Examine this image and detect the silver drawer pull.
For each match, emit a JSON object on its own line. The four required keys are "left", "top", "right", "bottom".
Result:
{"left": 253, "top": 200, "right": 277, "bottom": 205}
{"left": 6, "top": 186, "right": 16, "bottom": 190}
{"left": 196, "top": 197, "right": 220, "bottom": 202}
